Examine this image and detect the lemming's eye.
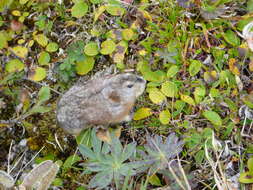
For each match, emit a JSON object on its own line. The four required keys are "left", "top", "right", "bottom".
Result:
{"left": 127, "top": 84, "right": 133, "bottom": 88}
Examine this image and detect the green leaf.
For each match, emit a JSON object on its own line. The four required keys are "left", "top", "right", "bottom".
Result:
{"left": 29, "top": 105, "right": 51, "bottom": 114}
{"left": 189, "top": 60, "right": 202, "bottom": 76}
{"left": 38, "top": 51, "right": 50, "bottom": 65}
{"left": 46, "top": 42, "right": 59, "bottom": 52}
{"left": 52, "top": 178, "right": 63, "bottom": 187}
{"left": 84, "top": 42, "right": 99, "bottom": 56}
{"left": 180, "top": 94, "right": 195, "bottom": 106}
{"left": 161, "top": 81, "right": 178, "bottom": 98}
{"left": 75, "top": 56, "right": 95, "bottom": 75}
{"left": 76, "top": 128, "right": 92, "bottom": 147}
{"left": 223, "top": 30, "right": 240, "bottom": 47}
{"left": 247, "top": 0, "right": 253, "bottom": 12}
{"left": 79, "top": 144, "right": 96, "bottom": 159}
{"left": 0, "top": 0, "right": 14, "bottom": 12}
{"left": 149, "top": 88, "right": 166, "bottom": 104}
{"left": 242, "top": 95, "right": 253, "bottom": 109}
{"left": 105, "top": 4, "right": 125, "bottom": 16}
{"left": 100, "top": 40, "right": 116, "bottom": 55}
{"left": 133, "top": 108, "right": 152, "bottom": 120}
{"left": 203, "top": 110, "right": 222, "bottom": 126}
{"left": 71, "top": 2, "right": 88, "bottom": 18}
{"left": 194, "top": 87, "right": 206, "bottom": 104}
{"left": 159, "top": 110, "right": 171, "bottom": 125}
{"left": 20, "top": 0, "right": 29, "bottom": 4}
{"left": 120, "top": 142, "right": 136, "bottom": 162}
{"left": 5, "top": 59, "right": 24, "bottom": 73}
{"left": 209, "top": 88, "right": 220, "bottom": 98}
{"left": 34, "top": 34, "right": 48, "bottom": 47}
{"left": 167, "top": 65, "right": 179, "bottom": 78}
{"left": 38, "top": 86, "right": 51, "bottom": 104}
{"left": 194, "top": 150, "right": 205, "bottom": 164}
{"left": 89, "top": 171, "right": 113, "bottom": 189}
{"left": 239, "top": 172, "right": 253, "bottom": 184}
{"left": 28, "top": 67, "right": 47, "bottom": 81}
{"left": 0, "top": 31, "right": 8, "bottom": 49}
{"left": 62, "top": 155, "right": 81, "bottom": 172}
{"left": 248, "top": 157, "right": 253, "bottom": 174}
{"left": 91, "top": 128, "right": 102, "bottom": 155}
{"left": 142, "top": 70, "right": 165, "bottom": 83}
{"left": 148, "top": 174, "right": 162, "bottom": 186}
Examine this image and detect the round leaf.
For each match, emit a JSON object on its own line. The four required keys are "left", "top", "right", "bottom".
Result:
{"left": 180, "top": 94, "right": 195, "bottom": 106}
{"left": 105, "top": 5, "right": 125, "bottom": 16}
{"left": 133, "top": 108, "right": 152, "bottom": 120}
{"left": 5, "top": 59, "right": 24, "bottom": 73}
{"left": 159, "top": 110, "right": 171, "bottom": 125}
{"left": 161, "top": 81, "right": 178, "bottom": 98}
{"left": 189, "top": 60, "right": 202, "bottom": 77}
{"left": 223, "top": 30, "right": 240, "bottom": 47}
{"left": 122, "top": 28, "right": 134, "bottom": 41}
{"left": 11, "top": 46, "right": 28, "bottom": 58}
{"left": 34, "top": 34, "right": 48, "bottom": 47}
{"left": 149, "top": 88, "right": 166, "bottom": 104}
{"left": 239, "top": 172, "right": 253, "bottom": 184}
{"left": 100, "top": 40, "right": 116, "bottom": 55}
{"left": 76, "top": 56, "right": 95, "bottom": 75}
{"left": 203, "top": 110, "right": 222, "bottom": 126}
{"left": 29, "top": 67, "right": 47, "bottom": 81}
{"left": 84, "top": 42, "right": 99, "bottom": 56}
{"left": 71, "top": 2, "right": 88, "bottom": 18}
{"left": 167, "top": 65, "right": 179, "bottom": 78}
{"left": 46, "top": 42, "right": 59, "bottom": 52}
{"left": 38, "top": 51, "right": 50, "bottom": 65}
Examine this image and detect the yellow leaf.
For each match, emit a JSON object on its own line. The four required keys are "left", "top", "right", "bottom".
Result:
{"left": 12, "top": 10, "right": 21, "bottom": 16}
{"left": 138, "top": 10, "right": 152, "bottom": 21}
{"left": 34, "top": 34, "right": 48, "bottom": 47}
{"left": 180, "top": 94, "right": 195, "bottom": 106}
{"left": 159, "top": 110, "right": 171, "bottom": 125}
{"left": 228, "top": 58, "right": 240, "bottom": 76}
{"left": 28, "top": 67, "right": 47, "bottom": 81}
{"left": 18, "top": 39, "right": 25, "bottom": 44}
{"left": 94, "top": 5, "right": 106, "bottom": 23}
{"left": 133, "top": 108, "right": 152, "bottom": 120}
{"left": 10, "top": 46, "right": 28, "bottom": 58}
{"left": 149, "top": 88, "right": 166, "bottom": 104}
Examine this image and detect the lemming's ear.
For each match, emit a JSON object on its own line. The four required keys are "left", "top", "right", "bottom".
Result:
{"left": 102, "top": 88, "right": 121, "bottom": 105}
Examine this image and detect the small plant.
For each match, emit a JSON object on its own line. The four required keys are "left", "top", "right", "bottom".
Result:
{"left": 138, "top": 133, "right": 184, "bottom": 174}
{"left": 78, "top": 129, "right": 139, "bottom": 189}
{"left": 185, "top": 128, "right": 213, "bottom": 164}
{"left": 239, "top": 157, "right": 253, "bottom": 184}
{"left": 78, "top": 129, "right": 185, "bottom": 189}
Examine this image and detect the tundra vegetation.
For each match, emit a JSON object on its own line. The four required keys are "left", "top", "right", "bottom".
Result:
{"left": 0, "top": 0, "right": 253, "bottom": 189}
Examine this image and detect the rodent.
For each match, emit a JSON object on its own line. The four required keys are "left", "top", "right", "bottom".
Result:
{"left": 56, "top": 73, "right": 146, "bottom": 135}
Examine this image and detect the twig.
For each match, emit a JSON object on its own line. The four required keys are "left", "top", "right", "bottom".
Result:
{"left": 7, "top": 140, "right": 14, "bottom": 174}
